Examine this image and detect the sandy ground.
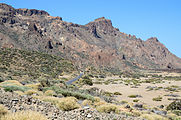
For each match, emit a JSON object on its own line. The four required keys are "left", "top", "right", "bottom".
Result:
{"left": 90, "top": 80, "right": 181, "bottom": 107}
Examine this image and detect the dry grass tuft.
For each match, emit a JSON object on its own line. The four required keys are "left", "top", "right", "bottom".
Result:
{"left": 82, "top": 100, "right": 93, "bottom": 106}
{"left": 44, "top": 90, "right": 56, "bottom": 96}
{"left": 141, "top": 113, "right": 167, "bottom": 120}
{"left": 94, "top": 100, "right": 107, "bottom": 107}
{"left": 94, "top": 97, "right": 101, "bottom": 102}
{"left": 96, "top": 103, "right": 120, "bottom": 114}
{"left": 40, "top": 96, "right": 60, "bottom": 105}
{"left": 1, "top": 111, "right": 47, "bottom": 120}
{"left": 57, "top": 97, "right": 80, "bottom": 111}
{"left": 24, "top": 89, "right": 38, "bottom": 95}
{"left": 0, "top": 105, "right": 8, "bottom": 117}
{"left": 14, "top": 91, "right": 24, "bottom": 96}
{"left": 25, "top": 83, "right": 41, "bottom": 90}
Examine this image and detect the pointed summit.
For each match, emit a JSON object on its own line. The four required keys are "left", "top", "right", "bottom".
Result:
{"left": 146, "top": 37, "right": 159, "bottom": 42}
{"left": 86, "top": 17, "right": 118, "bottom": 36}
{"left": 87, "top": 17, "right": 113, "bottom": 27}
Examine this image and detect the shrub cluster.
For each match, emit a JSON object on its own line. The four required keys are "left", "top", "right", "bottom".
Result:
{"left": 57, "top": 97, "right": 80, "bottom": 111}
{"left": 167, "top": 100, "right": 181, "bottom": 111}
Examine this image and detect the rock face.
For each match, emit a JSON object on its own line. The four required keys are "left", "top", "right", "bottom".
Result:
{"left": 0, "top": 3, "right": 181, "bottom": 72}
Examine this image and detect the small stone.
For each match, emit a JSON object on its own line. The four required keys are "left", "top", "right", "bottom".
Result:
{"left": 134, "top": 104, "right": 143, "bottom": 108}
{"left": 83, "top": 106, "right": 90, "bottom": 109}
{"left": 87, "top": 113, "right": 92, "bottom": 118}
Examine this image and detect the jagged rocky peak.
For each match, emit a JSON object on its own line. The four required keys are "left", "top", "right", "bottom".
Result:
{"left": 0, "top": 3, "right": 15, "bottom": 11}
{"left": 16, "top": 8, "right": 49, "bottom": 16}
{"left": 146, "top": 37, "right": 159, "bottom": 42}
{"left": 94, "top": 17, "right": 112, "bottom": 26}
{"left": 86, "top": 17, "right": 113, "bottom": 27}
{"left": 0, "top": 3, "right": 49, "bottom": 16}
{"left": 0, "top": 3, "right": 16, "bottom": 16}
{"left": 86, "top": 17, "right": 118, "bottom": 36}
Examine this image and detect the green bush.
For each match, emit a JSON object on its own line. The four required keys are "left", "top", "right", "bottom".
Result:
{"left": 82, "top": 76, "right": 93, "bottom": 86}
{"left": 113, "top": 92, "right": 122, "bottom": 95}
{"left": 172, "top": 110, "right": 181, "bottom": 116}
{"left": 39, "top": 78, "right": 50, "bottom": 87}
{"left": 44, "top": 86, "right": 94, "bottom": 101}
{"left": 152, "top": 96, "right": 162, "bottom": 101}
{"left": 133, "top": 99, "right": 139, "bottom": 102}
{"left": 167, "top": 100, "right": 181, "bottom": 111}
{"left": 128, "top": 95, "right": 137, "bottom": 98}
{"left": 2, "top": 85, "right": 30, "bottom": 92}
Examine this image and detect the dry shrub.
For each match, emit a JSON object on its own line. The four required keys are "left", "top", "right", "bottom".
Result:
{"left": 24, "top": 89, "right": 38, "bottom": 95}
{"left": 82, "top": 100, "right": 93, "bottom": 106}
{"left": 0, "top": 105, "right": 8, "bottom": 117}
{"left": 39, "top": 96, "right": 80, "bottom": 111}
{"left": 1, "top": 111, "right": 47, "bottom": 120}
{"left": 141, "top": 113, "right": 167, "bottom": 120}
{"left": 94, "top": 100, "right": 107, "bottom": 107}
{"left": 96, "top": 103, "right": 120, "bottom": 114}
{"left": 44, "top": 90, "right": 56, "bottom": 96}
{"left": 131, "top": 109, "right": 141, "bottom": 116}
{"left": 57, "top": 97, "right": 80, "bottom": 111}
{"left": 94, "top": 97, "right": 101, "bottom": 102}
{"left": 25, "top": 83, "right": 41, "bottom": 90}
{"left": 40, "top": 96, "right": 60, "bottom": 105}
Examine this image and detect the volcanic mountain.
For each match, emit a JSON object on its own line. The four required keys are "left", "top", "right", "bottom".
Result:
{"left": 0, "top": 3, "right": 181, "bottom": 72}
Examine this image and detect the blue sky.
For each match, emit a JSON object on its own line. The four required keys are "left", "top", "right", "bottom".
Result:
{"left": 1, "top": 0, "right": 181, "bottom": 58}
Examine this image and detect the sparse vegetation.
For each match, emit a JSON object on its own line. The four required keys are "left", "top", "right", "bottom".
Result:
{"left": 152, "top": 96, "right": 162, "bottom": 101}
{"left": 44, "top": 86, "right": 95, "bottom": 101}
{"left": 1, "top": 111, "right": 47, "bottom": 120}
{"left": 2, "top": 85, "right": 30, "bottom": 92}
{"left": 0, "top": 48, "right": 75, "bottom": 82}
{"left": 141, "top": 113, "right": 167, "bottom": 120}
{"left": 81, "top": 76, "right": 93, "bottom": 86}
{"left": 24, "top": 89, "right": 38, "bottom": 95}
{"left": 167, "top": 100, "right": 181, "bottom": 111}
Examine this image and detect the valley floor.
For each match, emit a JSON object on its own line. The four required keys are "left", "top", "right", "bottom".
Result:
{"left": 83, "top": 72, "right": 181, "bottom": 108}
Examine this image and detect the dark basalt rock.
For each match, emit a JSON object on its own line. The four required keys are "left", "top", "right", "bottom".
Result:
{"left": 16, "top": 8, "right": 49, "bottom": 16}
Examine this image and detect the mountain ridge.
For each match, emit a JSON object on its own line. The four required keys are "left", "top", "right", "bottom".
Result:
{"left": 0, "top": 3, "right": 181, "bottom": 72}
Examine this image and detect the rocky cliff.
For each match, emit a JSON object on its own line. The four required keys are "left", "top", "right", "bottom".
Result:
{"left": 0, "top": 3, "right": 181, "bottom": 72}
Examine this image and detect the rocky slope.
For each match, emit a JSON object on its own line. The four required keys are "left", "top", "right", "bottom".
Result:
{"left": 0, "top": 3, "right": 181, "bottom": 72}
{"left": 0, "top": 88, "right": 142, "bottom": 120}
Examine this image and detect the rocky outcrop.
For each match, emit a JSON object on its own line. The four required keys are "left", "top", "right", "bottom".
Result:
{"left": 86, "top": 17, "right": 119, "bottom": 37}
{"left": 16, "top": 8, "right": 49, "bottom": 16}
